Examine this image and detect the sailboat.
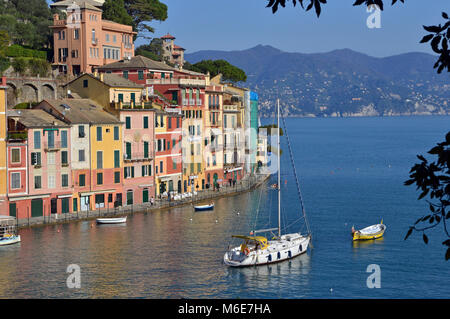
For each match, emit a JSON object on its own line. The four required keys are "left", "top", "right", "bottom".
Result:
{"left": 223, "top": 99, "right": 311, "bottom": 267}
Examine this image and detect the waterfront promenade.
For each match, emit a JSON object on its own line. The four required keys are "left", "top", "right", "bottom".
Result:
{"left": 16, "top": 172, "right": 270, "bottom": 228}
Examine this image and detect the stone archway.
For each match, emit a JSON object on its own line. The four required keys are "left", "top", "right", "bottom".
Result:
{"left": 6, "top": 82, "right": 18, "bottom": 108}
{"left": 41, "top": 83, "right": 56, "bottom": 100}
{"left": 22, "top": 83, "right": 39, "bottom": 102}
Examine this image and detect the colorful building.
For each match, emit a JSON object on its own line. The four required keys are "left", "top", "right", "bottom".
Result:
{"left": 222, "top": 89, "right": 244, "bottom": 184}
{"left": 160, "top": 33, "right": 185, "bottom": 68}
{"left": 118, "top": 104, "right": 157, "bottom": 206}
{"left": 211, "top": 75, "right": 248, "bottom": 181}
{"left": 64, "top": 73, "right": 145, "bottom": 109}
{"left": 6, "top": 109, "right": 72, "bottom": 218}
{"left": 154, "top": 108, "right": 183, "bottom": 197}
{"left": 0, "top": 77, "right": 7, "bottom": 214}
{"left": 50, "top": 0, "right": 135, "bottom": 75}
{"left": 35, "top": 99, "right": 123, "bottom": 211}
{"left": 204, "top": 82, "right": 224, "bottom": 189}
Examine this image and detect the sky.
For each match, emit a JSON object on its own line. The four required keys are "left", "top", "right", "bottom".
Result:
{"left": 137, "top": 0, "right": 449, "bottom": 57}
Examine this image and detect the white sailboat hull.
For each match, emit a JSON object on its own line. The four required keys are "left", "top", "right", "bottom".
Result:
{"left": 224, "top": 233, "right": 310, "bottom": 267}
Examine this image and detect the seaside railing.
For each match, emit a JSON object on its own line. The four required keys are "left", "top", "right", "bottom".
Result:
{"left": 16, "top": 172, "right": 269, "bottom": 228}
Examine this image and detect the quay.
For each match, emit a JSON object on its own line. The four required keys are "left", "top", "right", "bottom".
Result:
{"left": 16, "top": 173, "right": 270, "bottom": 229}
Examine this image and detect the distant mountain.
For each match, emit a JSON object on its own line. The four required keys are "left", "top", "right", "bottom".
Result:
{"left": 186, "top": 45, "right": 450, "bottom": 117}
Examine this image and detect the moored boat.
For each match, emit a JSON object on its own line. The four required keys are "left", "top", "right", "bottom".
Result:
{"left": 96, "top": 216, "right": 127, "bottom": 224}
{"left": 352, "top": 220, "right": 386, "bottom": 241}
{"left": 194, "top": 203, "right": 214, "bottom": 211}
{"left": 0, "top": 216, "right": 21, "bottom": 246}
{"left": 224, "top": 99, "right": 312, "bottom": 267}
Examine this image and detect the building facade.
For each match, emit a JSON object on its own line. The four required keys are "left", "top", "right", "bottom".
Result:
{"left": 0, "top": 77, "right": 7, "bottom": 214}
{"left": 6, "top": 110, "right": 72, "bottom": 218}
{"left": 154, "top": 109, "right": 183, "bottom": 197}
{"left": 35, "top": 99, "right": 124, "bottom": 211}
{"left": 50, "top": 1, "right": 135, "bottom": 75}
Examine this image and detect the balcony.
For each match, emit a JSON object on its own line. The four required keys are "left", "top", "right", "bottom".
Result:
{"left": 44, "top": 141, "right": 61, "bottom": 152}
{"left": 146, "top": 78, "right": 206, "bottom": 87}
{"left": 124, "top": 153, "right": 153, "bottom": 162}
{"left": 7, "top": 131, "right": 27, "bottom": 141}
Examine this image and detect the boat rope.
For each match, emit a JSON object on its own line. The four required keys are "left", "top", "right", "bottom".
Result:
{"left": 279, "top": 103, "right": 312, "bottom": 236}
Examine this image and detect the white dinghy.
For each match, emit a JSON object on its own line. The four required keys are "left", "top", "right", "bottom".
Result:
{"left": 96, "top": 216, "right": 127, "bottom": 224}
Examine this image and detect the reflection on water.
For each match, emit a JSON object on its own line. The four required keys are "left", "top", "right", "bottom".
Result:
{"left": 352, "top": 237, "right": 385, "bottom": 250}
{"left": 225, "top": 253, "right": 311, "bottom": 297}
{"left": 1, "top": 117, "right": 449, "bottom": 298}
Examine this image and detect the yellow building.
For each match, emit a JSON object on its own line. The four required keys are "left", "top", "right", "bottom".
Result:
{"left": 64, "top": 73, "right": 144, "bottom": 109}
{"left": 0, "top": 77, "right": 7, "bottom": 213}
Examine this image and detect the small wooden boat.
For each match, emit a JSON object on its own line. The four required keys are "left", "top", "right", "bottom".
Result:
{"left": 0, "top": 216, "right": 20, "bottom": 246}
{"left": 352, "top": 220, "right": 386, "bottom": 241}
{"left": 96, "top": 216, "right": 127, "bottom": 224}
{"left": 194, "top": 203, "right": 214, "bottom": 211}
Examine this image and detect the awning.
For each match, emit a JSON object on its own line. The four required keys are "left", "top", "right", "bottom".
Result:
{"left": 9, "top": 194, "right": 51, "bottom": 202}
{"left": 57, "top": 194, "right": 73, "bottom": 199}
{"left": 225, "top": 167, "right": 243, "bottom": 173}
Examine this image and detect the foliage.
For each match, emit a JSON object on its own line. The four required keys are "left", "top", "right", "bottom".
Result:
{"left": 14, "top": 102, "right": 39, "bottom": 109}
{"left": 125, "top": 0, "right": 168, "bottom": 36}
{"left": 12, "top": 57, "right": 50, "bottom": 77}
{"left": 265, "top": 0, "right": 448, "bottom": 75}
{"left": 0, "top": 57, "right": 10, "bottom": 76}
{"left": 0, "top": 30, "right": 10, "bottom": 75}
{"left": 28, "top": 58, "right": 50, "bottom": 77}
{"left": 420, "top": 12, "right": 450, "bottom": 74}
{"left": 102, "top": 0, "right": 168, "bottom": 38}
{"left": 12, "top": 57, "right": 28, "bottom": 75}
{"left": 404, "top": 132, "right": 450, "bottom": 260}
{"left": 135, "top": 38, "right": 164, "bottom": 61}
{"left": 102, "top": 0, "right": 134, "bottom": 27}
{"left": 0, "top": 0, "right": 53, "bottom": 50}
{"left": 190, "top": 60, "right": 247, "bottom": 83}
{"left": 5, "top": 44, "right": 47, "bottom": 59}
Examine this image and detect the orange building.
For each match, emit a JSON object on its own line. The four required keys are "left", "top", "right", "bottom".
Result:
{"left": 50, "top": 0, "right": 135, "bottom": 76}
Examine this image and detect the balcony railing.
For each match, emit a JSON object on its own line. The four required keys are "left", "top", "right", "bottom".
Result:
{"left": 44, "top": 141, "right": 61, "bottom": 152}
{"left": 146, "top": 78, "right": 206, "bottom": 86}
{"left": 124, "top": 153, "right": 153, "bottom": 162}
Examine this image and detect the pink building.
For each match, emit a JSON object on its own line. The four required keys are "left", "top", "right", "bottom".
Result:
{"left": 50, "top": 0, "right": 136, "bottom": 75}
{"left": 120, "top": 108, "right": 157, "bottom": 205}
{"left": 7, "top": 110, "right": 73, "bottom": 219}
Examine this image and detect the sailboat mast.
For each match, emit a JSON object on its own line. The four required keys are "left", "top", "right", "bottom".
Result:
{"left": 277, "top": 99, "right": 281, "bottom": 238}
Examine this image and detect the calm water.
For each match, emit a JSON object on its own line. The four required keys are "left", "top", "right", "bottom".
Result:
{"left": 0, "top": 116, "right": 449, "bottom": 298}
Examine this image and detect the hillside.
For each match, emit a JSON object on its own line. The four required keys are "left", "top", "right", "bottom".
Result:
{"left": 185, "top": 45, "right": 450, "bottom": 117}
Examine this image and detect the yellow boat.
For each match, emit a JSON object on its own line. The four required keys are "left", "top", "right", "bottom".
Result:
{"left": 352, "top": 220, "right": 386, "bottom": 241}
